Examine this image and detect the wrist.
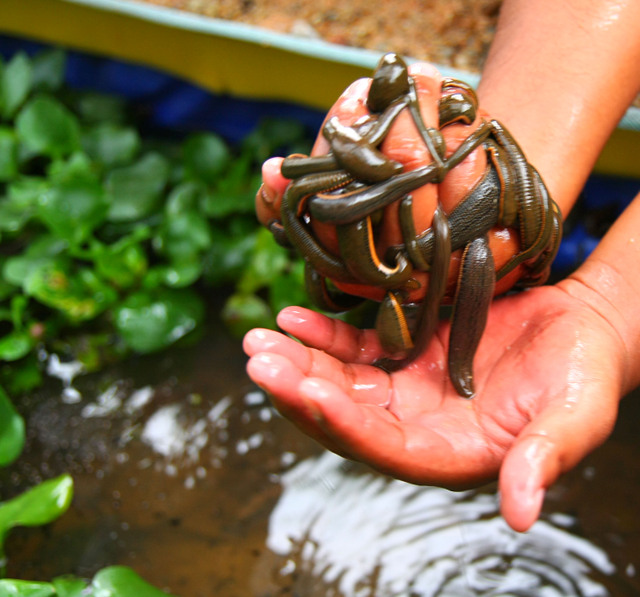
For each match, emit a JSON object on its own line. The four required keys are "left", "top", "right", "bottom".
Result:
{"left": 560, "top": 254, "right": 640, "bottom": 396}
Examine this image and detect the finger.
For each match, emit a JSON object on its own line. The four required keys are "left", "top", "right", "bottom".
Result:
{"left": 297, "top": 376, "right": 408, "bottom": 472}
{"left": 499, "top": 386, "right": 619, "bottom": 532}
{"left": 299, "top": 376, "right": 495, "bottom": 487}
{"left": 244, "top": 327, "right": 391, "bottom": 406}
{"left": 277, "top": 306, "right": 386, "bottom": 364}
{"left": 245, "top": 351, "right": 344, "bottom": 454}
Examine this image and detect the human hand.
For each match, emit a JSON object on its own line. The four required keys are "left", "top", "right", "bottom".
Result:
{"left": 244, "top": 280, "right": 624, "bottom": 532}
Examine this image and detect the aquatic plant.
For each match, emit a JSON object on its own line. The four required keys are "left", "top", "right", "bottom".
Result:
{"left": 0, "top": 46, "right": 312, "bottom": 594}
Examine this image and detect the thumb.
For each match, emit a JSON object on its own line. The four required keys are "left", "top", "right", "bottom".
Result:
{"left": 499, "top": 391, "right": 619, "bottom": 532}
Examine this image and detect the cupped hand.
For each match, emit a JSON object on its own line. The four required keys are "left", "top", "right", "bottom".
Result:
{"left": 244, "top": 279, "right": 624, "bottom": 532}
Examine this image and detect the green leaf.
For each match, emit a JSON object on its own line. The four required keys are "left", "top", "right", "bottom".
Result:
{"left": 268, "top": 259, "right": 308, "bottom": 314}
{"left": 165, "top": 180, "right": 206, "bottom": 216}
{"left": 151, "top": 259, "right": 202, "bottom": 288}
{"left": 156, "top": 210, "right": 212, "bottom": 262}
{"left": 182, "top": 132, "right": 230, "bottom": 185}
{"left": 37, "top": 174, "right": 108, "bottom": 244}
{"left": 24, "top": 261, "right": 118, "bottom": 322}
{"left": 1, "top": 52, "right": 33, "bottom": 120}
{"left": 105, "top": 152, "right": 169, "bottom": 221}
{"left": 30, "top": 48, "right": 66, "bottom": 92}
{"left": 0, "top": 580, "right": 55, "bottom": 597}
{"left": 0, "top": 330, "right": 33, "bottom": 362}
{"left": 0, "top": 386, "right": 25, "bottom": 467}
{"left": 200, "top": 187, "right": 255, "bottom": 219}
{"left": 201, "top": 228, "right": 256, "bottom": 286}
{"left": 7, "top": 176, "right": 49, "bottom": 209}
{"left": 15, "top": 95, "right": 81, "bottom": 158}
{"left": 82, "top": 123, "right": 140, "bottom": 168}
{"left": 0, "top": 127, "right": 18, "bottom": 181}
{"left": 222, "top": 293, "right": 275, "bottom": 337}
{"left": 114, "top": 288, "right": 204, "bottom": 353}
{"left": 3, "top": 236, "right": 68, "bottom": 288}
{"left": 51, "top": 576, "right": 88, "bottom": 597}
{"left": 92, "top": 566, "right": 176, "bottom": 597}
{"left": 74, "top": 91, "right": 127, "bottom": 125}
{"left": 0, "top": 474, "right": 73, "bottom": 547}
{"left": 237, "top": 228, "right": 289, "bottom": 294}
{"left": 93, "top": 242, "right": 147, "bottom": 289}
{"left": 0, "top": 354, "right": 43, "bottom": 396}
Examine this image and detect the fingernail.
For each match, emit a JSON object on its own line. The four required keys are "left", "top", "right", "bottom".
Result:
{"left": 277, "top": 307, "right": 308, "bottom": 326}
{"left": 249, "top": 353, "right": 282, "bottom": 380}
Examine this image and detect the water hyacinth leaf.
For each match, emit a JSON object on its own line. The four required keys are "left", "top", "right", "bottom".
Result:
{"left": 92, "top": 566, "right": 176, "bottom": 597}
{"left": 182, "top": 132, "right": 230, "bottom": 185}
{"left": 0, "top": 386, "right": 25, "bottom": 466}
{"left": 237, "top": 228, "right": 289, "bottom": 295}
{"left": 82, "top": 123, "right": 140, "bottom": 168}
{"left": 201, "top": 186, "right": 256, "bottom": 219}
{"left": 105, "top": 152, "right": 170, "bottom": 221}
{"left": 165, "top": 180, "right": 206, "bottom": 216}
{"left": 242, "top": 118, "right": 309, "bottom": 163}
{"left": 0, "top": 52, "right": 32, "bottom": 120}
{"left": 2, "top": 354, "right": 43, "bottom": 396}
{"left": 153, "top": 259, "right": 202, "bottom": 288}
{"left": 7, "top": 176, "right": 49, "bottom": 209}
{"left": 24, "top": 262, "right": 118, "bottom": 322}
{"left": 114, "top": 288, "right": 204, "bottom": 353}
{"left": 157, "top": 210, "right": 212, "bottom": 262}
{"left": 15, "top": 96, "right": 81, "bottom": 158}
{"left": 37, "top": 177, "right": 108, "bottom": 244}
{"left": 94, "top": 242, "right": 147, "bottom": 289}
{"left": 0, "top": 127, "right": 18, "bottom": 181}
{"left": 222, "top": 293, "right": 275, "bottom": 337}
{"left": 2, "top": 237, "right": 68, "bottom": 288}
{"left": 268, "top": 260, "right": 308, "bottom": 315}
{"left": 0, "top": 474, "right": 73, "bottom": 545}
{"left": 74, "top": 91, "right": 128, "bottom": 126}
{"left": 0, "top": 330, "right": 33, "bottom": 362}
{"left": 30, "top": 48, "right": 66, "bottom": 92}
{"left": 0, "top": 579, "right": 55, "bottom": 596}
{"left": 51, "top": 576, "right": 88, "bottom": 597}
{"left": 202, "top": 230, "right": 256, "bottom": 286}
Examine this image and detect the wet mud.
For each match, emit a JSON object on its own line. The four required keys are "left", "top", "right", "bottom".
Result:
{"left": 0, "top": 316, "right": 639, "bottom": 596}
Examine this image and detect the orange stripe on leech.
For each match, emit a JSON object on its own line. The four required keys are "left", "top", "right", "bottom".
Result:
{"left": 365, "top": 217, "right": 384, "bottom": 268}
{"left": 388, "top": 291, "right": 414, "bottom": 350}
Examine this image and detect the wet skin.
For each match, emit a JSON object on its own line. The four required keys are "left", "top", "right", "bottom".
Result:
{"left": 262, "top": 53, "right": 561, "bottom": 398}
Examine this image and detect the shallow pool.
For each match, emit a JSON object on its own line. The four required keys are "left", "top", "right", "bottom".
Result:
{"left": 1, "top": 316, "right": 639, "bottom": 596}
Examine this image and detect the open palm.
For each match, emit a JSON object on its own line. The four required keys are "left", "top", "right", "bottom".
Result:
{"left": 244, "top": 280, "right": 624, "bottom": 531}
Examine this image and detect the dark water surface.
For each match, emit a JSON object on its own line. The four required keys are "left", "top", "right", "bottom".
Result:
{"left": 1, "top": 318, "right": 639, "bottom": 597}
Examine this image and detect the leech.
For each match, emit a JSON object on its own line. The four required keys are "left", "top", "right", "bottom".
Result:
{"left": 411, "top": 164, "right": 502, "bottom": 262}
{"left": 324, "top": 116, "right": 404, "bottom": 183}
{"left": 485, "top": 140, "right": 518, "bottom": 227}
{"left": 304, "top": 264, "right": 365, "bottom": 312}
{"left": 379, "top": 204, "right": 451, "bottom": 372}
{"left": 281, "top": 154, "right": 339, "bottom": 178}
{"left": 448, "top": 235, "right": 495, "bottom": 398}
{"left": 309, "top": 124, "right": 491, "bottom": 226}
{"left": 263, "top": 52, "right": 562, "bottom": 398}
{"left": 399, "top": 195, "right": 432, "bottom": 271}
{"left": 439, "top": 78, "right": 479, "bottom": 127}
{"left": 281, "top": 172, "right": 357, "bottom": 283}
{"left": 406, "top": 204, "right": 451, "bottom": 359}
{"left": 336, "top": 217, "right": 415, "bottom": 288}
{"left": 375, "top": 290, "right": 414, "bottom": 355}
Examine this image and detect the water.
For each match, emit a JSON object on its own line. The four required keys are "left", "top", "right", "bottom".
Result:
{"left": 1, "top": 318, "right": 639, "bottom": 596}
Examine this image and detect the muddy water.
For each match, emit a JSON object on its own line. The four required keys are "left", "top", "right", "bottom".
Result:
{"left": 1, "top": 316, "right": 639, "bottom": 596}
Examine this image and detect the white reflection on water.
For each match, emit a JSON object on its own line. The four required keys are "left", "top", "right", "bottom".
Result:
{"left": 268, "top": 452, "right": 615, "bottom": 597}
